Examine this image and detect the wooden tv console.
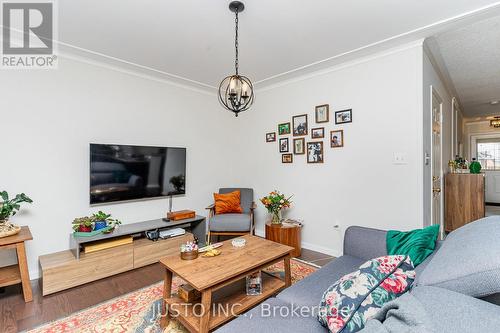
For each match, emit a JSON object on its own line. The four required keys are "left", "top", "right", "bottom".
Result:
{"left": 39, "top": 216, "right": 205, "bottom": 296}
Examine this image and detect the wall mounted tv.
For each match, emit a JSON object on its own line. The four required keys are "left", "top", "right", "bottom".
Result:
{"left": 90, "top": 144, "right": 186, "bottom": 205}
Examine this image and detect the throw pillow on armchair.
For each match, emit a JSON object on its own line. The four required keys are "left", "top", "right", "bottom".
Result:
{"left": 214, "top": 190, "right": 243, "bottom": 214}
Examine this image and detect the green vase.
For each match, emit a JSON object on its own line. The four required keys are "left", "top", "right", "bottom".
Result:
{"left": 469, "top": 159, "right": 482, "bottom": 174}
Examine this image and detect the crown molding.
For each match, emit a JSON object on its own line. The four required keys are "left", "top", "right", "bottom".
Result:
{"left": 56, "top": 42, "right": 218, "bottom": 96}
{"left": 254, "top": 40, "right": 425, "bottom": 93}
{"left": 254, "top": 2, "right": 500, "bottom": 89}
{"left": 16, "top": 1, "right": 500, "bottom": 94}
{"left": 423, "top": 39, "right": 464, "bottom": 109}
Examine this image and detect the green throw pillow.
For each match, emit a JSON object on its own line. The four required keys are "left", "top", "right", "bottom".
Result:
{"left": 386, "top": 224, "right": 440, "bottom": 266}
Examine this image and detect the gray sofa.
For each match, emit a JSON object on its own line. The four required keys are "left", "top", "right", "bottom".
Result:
{"left": 216, "top": 218, "right": 500, "bottom": 332}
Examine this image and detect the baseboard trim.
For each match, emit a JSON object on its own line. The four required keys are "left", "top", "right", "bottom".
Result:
{"left": 255, "top": 229, "right": 341, "bottom": 258}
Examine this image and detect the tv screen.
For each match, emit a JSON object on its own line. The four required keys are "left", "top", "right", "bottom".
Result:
{"left": 90, "top": 144, "right": 186, "bottom": 204}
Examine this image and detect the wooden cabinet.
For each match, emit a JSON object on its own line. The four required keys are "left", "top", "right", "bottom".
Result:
{"left": 39, "top": 233, "right": 193, "bottom": 295}
{"left": 445, "top": 173, "right": 485, "bottom": 232}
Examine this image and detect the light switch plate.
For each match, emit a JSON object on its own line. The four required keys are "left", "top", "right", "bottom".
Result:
{"left": 393, "top": 152, "right": 408, "bottom": 165}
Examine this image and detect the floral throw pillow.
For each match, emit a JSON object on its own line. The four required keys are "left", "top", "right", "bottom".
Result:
{"left": 318, "top": 255, "right": 415, "bottom": 333}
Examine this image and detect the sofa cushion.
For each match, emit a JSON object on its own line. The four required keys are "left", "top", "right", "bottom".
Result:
{"left": 416, "top": 216, "right": 500, "bottom": 297}
{"left": 413, "top": 240, "right": 442, "bottom": 277}
{"left": 318, "top": 255, "right": 415, "bottom": 333}
{"left": 276, "top": 255, "right": 365, "bottom": 307}
{"left": 386, "top": 224, "right": 440, "bottom": 266}
{"left": 362, "top": 286, "right": 500, "bottom": 333}
{"left": 209, "top": 213, "right": 251, "bottom": 232}
{"left": 411, "top": 286, "right": 500, "bottom": 332}
{"left": 214, "top": 297, "right": 325, "bottom": 333}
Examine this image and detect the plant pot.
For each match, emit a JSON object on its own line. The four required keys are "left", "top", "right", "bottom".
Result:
{"left": 0, "top": 219, "right": 21, "bottom": 238}
{"left": 94, "top": 221, "right": 107, "bottom": 230}
{"left": 180, "top": 250, "right": 199, "bottom": 260}
{"left": 78, "top": 225, "right": 92, "bottom": 232}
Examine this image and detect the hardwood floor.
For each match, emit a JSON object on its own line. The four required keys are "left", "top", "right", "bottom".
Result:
{"left": 0, "top": 248, "right": 333, "bottom": 333}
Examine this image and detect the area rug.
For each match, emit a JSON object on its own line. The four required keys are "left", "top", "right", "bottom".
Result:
{"left": 28, "top": 259, "right": 318, "bottom": 333}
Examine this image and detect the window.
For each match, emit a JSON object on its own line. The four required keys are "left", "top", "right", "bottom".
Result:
{"left": 477, "top": 139, "right": 500, "bottom": 170}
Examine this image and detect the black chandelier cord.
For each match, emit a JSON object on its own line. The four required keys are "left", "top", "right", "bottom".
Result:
{"left": 234, "top": 10, "right": 239, "bottom": 75}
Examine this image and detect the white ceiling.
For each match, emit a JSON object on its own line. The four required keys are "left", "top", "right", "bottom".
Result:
{"left": 57, "top": 0, "right": 500, "bottom": 89}
{"left": 433, "top": 15, "right": 500, "bottom": 117}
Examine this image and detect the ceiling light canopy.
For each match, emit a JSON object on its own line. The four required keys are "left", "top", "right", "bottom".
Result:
{"left": 490, "top": 116, "right": 500, "bottom": 128}
{"left": 218, "top": 1, "right": 254, "bottom": 117}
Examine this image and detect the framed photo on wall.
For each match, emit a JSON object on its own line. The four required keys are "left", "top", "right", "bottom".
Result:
{"left": 330, "top": 130, "right": 344, "bottom": 148}
{"left": 266, "top": 132, "right": 276, "bottom": 142}
{"left": 311, "top": 127, "right": 325, "bottom": 139}
{"left": 278, "top": 122, "right": 291, "bottom": 135}
{"left": 292, "top": 114, "right": 308, "bottom": 136}
{"left": 315, "top": 104, "right": 329, "bottom": 123}
{"left": 279, "top": 138, "right": 289, "bottom": 153}
{"left": 293, "top": 138, "right": 305, "bottom": 155}
{"left": 335, "top": 109, "right": 352, "bottom": 124}
{"left": 282, "top": 154, "right": 293, "bottom": 163}
{"left": 307, "top": 141, "right": 324, "bottom": 163}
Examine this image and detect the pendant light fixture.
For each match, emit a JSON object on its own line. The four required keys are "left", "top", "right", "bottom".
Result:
{"left": 218, "top": 1, "right": 254, "bottom": 117}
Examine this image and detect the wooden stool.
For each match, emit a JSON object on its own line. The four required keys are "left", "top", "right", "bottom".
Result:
{"left": 265, "top": 222, "right": 302, "bottom": 257}
{"left": 0, "top": 226, "right": 33, "bottom": 302}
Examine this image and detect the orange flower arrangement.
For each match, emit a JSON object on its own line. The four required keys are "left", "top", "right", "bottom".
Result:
{"left": 260, "top": 190, "right": 293, "bottom": 224}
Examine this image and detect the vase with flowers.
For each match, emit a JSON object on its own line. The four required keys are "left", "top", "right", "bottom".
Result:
{"left": 260, "top": 190, "right": 293, "bottom": 225}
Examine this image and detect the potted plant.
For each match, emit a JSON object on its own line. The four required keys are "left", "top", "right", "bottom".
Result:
{"left": 0, "top": 191, "right": 33, "bottom": 238}
{"left": 72, "top": 216, "right": 94, "bottom": 232}
{"left": 93, "top": 211, "right": 122, "bottom": 232}
{"left": 92, "top": 211, "right": 111, "bottom": 230}
{"left": 260, "top": 190, "right": 293, "bottom": 224}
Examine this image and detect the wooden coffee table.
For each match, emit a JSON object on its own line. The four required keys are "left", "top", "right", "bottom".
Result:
{"left": 159, "top": 235, "right": 294, "bottom": 333}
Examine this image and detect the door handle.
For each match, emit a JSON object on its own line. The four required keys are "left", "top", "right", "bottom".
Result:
{"left": 433, "top": 188, "right": 441, "bottom": 193}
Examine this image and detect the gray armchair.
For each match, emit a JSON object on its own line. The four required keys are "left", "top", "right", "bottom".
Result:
{"left": 206, "top": 188, "right": 256, "bottom": 240}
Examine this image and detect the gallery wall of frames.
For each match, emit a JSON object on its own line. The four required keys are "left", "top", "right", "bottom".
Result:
{"left": 265, "top": 104, "right": 352, "bottom": 164}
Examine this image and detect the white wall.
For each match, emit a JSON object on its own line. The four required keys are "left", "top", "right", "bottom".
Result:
{"left": 233, "top": 43, "right": 425, "bottom": 256}
{"left": 0, "top": 55, "right": 239, "bottom": 278}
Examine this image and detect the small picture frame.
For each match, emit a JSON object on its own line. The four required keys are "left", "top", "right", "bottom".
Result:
{"left": 292, "top": 114, "right": 308, "bottom": 136}
{"left": 293, "top": 138, "right": 305, "bottom": 155}
{"left": 279, "top": 138, "right": 289, "bottom": 153}
{"left": 311, "top": 127, "right": 325, "bottom": 139}
{"left": 307, "top": 141, "right": 324, "bottom": 164}
{"left": 315, "top": 104, "right": 329, "bottom": 123}
{"left": 330, "top": 130, "right": 344, "bottom": 148}
{"left": 282, "top": 153, "right": 293, "bottom": 163}
{"left": 335, "top": 109, "right": 352, "bottom": 124}
{"left": 278, "top": 122, "right": 291, "bottom": 135}
{"left": 266, "top": 132, "right": 276, "bottom": 142}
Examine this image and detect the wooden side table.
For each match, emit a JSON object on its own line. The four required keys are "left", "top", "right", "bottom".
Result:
{"left": 265, "top": 223, "right": 302, "bottom": 257}
{"left": 0, "top": 226, "right": 33, "bottom": 302}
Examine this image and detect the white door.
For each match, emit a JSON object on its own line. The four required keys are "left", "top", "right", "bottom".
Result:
{"left": 431, "top": 88, "right": 443, "bottom": 235}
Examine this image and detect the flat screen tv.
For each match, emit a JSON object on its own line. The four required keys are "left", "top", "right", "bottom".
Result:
{"left": 90, "top": 144, "right": 186, "bottom": 204}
